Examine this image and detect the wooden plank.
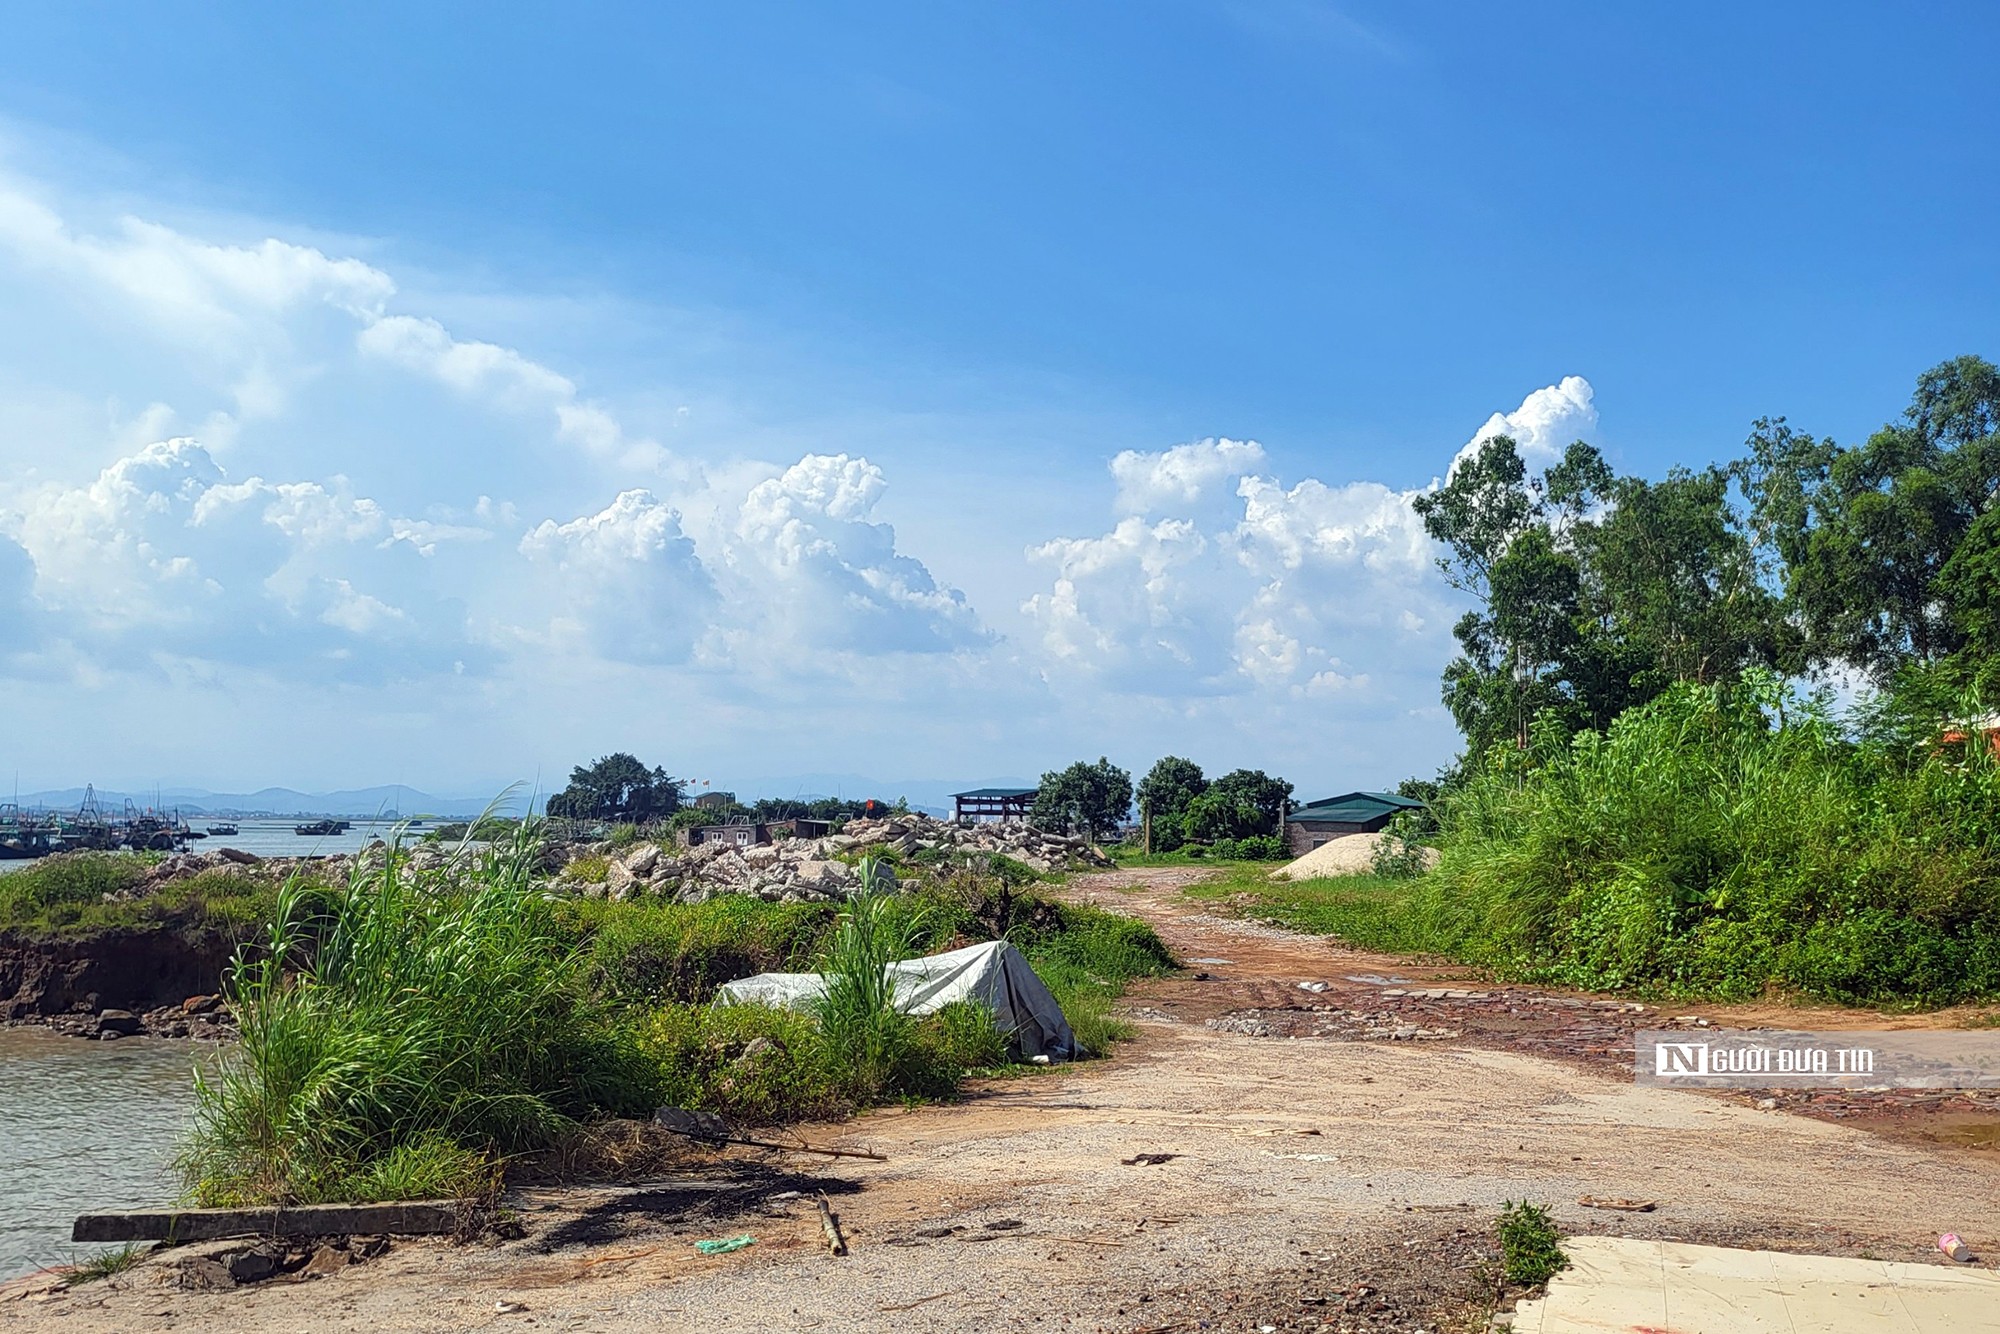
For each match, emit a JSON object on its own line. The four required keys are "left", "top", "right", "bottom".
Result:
{"left": 73, "top": 1199, "right": 476, "bottom": 1244}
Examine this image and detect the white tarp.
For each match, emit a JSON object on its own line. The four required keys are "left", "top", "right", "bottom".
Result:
{"left": 715, "top": 939, "right": 1076, "bottom": 1061}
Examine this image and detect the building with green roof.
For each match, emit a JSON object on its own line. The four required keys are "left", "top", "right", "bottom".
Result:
{"left": 1285, "top": 790, "right": 1424, "bottom": 856}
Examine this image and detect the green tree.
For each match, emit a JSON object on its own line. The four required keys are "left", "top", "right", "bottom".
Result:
{"left": 545, "top": 753, "right": 687, "bottom": 822}
{"left": 1029, "top": 758, "right": 1133, "bottom": 842}
{"left": 1183, "top": 769, "right": 1293, "bottom": 842}
{"left": 1424, "top": 431, "right": 1793, "bottom": 760}
{"left": 1135, "top": 756, "right": 1207, "bottom": 851}
{"left": 1578, "top": 467, "right": 1797, "bottom": 689}
{"left": 1417, "top": 437, "right": 1614, "bottom": 754}
{"left": 1741, "top": 355, "right": 2000, "bottom": 679}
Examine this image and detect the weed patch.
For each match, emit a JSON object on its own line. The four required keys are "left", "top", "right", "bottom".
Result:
{"left": 65, "top": 1244, "right": 144, "bottom": 1286}
{"left": 0, "top": 853, "right": 296, "bottom": 938}
{"left": 1497, "top": 1201, "right": 1567, "bottom": 1286}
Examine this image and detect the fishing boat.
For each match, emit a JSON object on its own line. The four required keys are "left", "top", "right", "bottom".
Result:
{"left": 206, "top": 822, "right": 239, "bottom": 837}
{"left": 294, "top": 819, "right": 352, "bottom": 836}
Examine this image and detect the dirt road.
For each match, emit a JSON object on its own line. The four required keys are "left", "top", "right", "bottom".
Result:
{"left": 11, "top": 867, "right": 1998, "bottom": 1333}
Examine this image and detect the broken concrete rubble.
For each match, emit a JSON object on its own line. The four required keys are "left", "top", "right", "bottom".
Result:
{"left": 556, "top": 815, "right": 1113, "bottom": 904}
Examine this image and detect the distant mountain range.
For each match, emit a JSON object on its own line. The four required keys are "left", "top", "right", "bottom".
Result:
{"left": 9, "top": 786, "right": 506, "bottom": 819}
{"left": 7, "top": 773, "right": 1042, "bottom": 820}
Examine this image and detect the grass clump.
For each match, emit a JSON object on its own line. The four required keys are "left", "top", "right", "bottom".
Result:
{"left": 563, "top": 894, "right": 838, "bottom": 1004}
{"left": 1496, "top": 1201, "right": 1567, "bottom": 1286}
{"left": 639, "top": 994, "right": 1008, "bottom": 1126}
{"left": 813, "top": 859, "right": 926, "bottom": 1097}
{"left": 179, "top": 823, "right": 655, "bottom": 1206}
{"left": 173, "top": 818, "right": 1171, "bottom": 1201}
{"left": 65, "top": 1244, "right": 144, "bottom": 1286}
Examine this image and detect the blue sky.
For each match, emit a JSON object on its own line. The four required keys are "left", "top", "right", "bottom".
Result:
{"left": 0, "top": 2, "right": 1995, "bottom": 799}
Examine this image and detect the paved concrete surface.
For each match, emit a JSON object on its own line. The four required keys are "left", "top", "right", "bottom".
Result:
{"left": 1512, "top": 1236, "right": 2000, "bottom": 1333}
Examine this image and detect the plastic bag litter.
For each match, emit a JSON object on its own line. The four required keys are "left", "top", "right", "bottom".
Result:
{"left": 694, "top": 1235, "right": 756, "bottom": 1256}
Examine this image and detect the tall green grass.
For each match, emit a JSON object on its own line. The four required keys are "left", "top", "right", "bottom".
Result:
{"left": 177, "top": 822, "right": 1176, "bottom": 1200}
{"left": 812, "top": 858, "right": 929, "bottom": 1096}
{"left": 1389, "top": 678, "right": 2000, "bottom": 1004}
{"left": 179, "top": 821, "right": 655, "bottom": 1205}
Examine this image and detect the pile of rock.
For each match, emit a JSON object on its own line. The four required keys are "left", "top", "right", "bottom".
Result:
{"left": 34, "top": 995, "right": 234, "bottom": 1042}
{"left": 561, "top": 814, "right": 1113, "bottom": 904}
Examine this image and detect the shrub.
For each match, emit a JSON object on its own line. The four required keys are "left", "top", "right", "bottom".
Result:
{"left": 0, "top": 854, "right": 288, "bottom": 936}
{"left": 564, "top": 895, "right": 835, "bottom": 1004}
{"left": 1497, "top": 1200, "right": 1567, "bottom": 1286}
{"left": 639, "top": 1001, "right": 849, "bottom": 1124}
{"left": 1411, "top": 677, "right": 2000, "bottom": 1004}
{"left": 564, "top": 854, "right": 611, "bottom": 884}
{"left": 1368, "top": 813, "right": 1431, "bottom": 880}
{"left": 0, "top": 852, "right": 147, "bottom": 928}
{"left": 1205, "top": 834, "right": 1289, "bottom": 861}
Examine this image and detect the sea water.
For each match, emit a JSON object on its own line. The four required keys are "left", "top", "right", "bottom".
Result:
{"left": 0, "top": 1028, "right": 204, "bottom": 1279}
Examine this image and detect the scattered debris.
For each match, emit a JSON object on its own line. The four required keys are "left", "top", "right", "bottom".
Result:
{"left": 984, "top": 1219, "right": 1025, "bottom": 1231}
{"left": 692, "top": 1235, "right": 755, "bottom": 1256}
{"left": 1297, "top": 981, "right": 1328, "bottom": 993}
{"left": 495, "top": 1300, "right": 529, "bottom": 1314}
{"left": 816, "top": 1194, "right": 848, "bottom": 1257}
{"left": 1577, "top": 1196, "right": 1657, "bottom": 1212}
{"left": 1121, "top": 1153, "right": 1179, "bottom": 1166}
{"left": 880, "top": 1291, "right": 958, "bottom": 1312}
{"left": 1939, "top": 1232, "right": 1976, "bottom": 1263}
{"left": 652, "top": 1106, "right": 886, "bottom": 1160}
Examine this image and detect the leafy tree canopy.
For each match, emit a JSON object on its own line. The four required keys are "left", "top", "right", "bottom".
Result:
{"left": 1422, "top": 432, "right": 1789, "bottom": 758}
{"left": 545, "top": 753, "right": 687, "bottom": 822}
{"left": 1136, "top": 756, "right": 1207, "bottom": 851}
{"left": 1184, "top": 769, "right": 1293, "bottom": 843}
{"left": 1030, "top": 757, "right": 1133, "bottom": 842}
{"left": 1742, "top": 355, "right": 2000, "bottom": 678}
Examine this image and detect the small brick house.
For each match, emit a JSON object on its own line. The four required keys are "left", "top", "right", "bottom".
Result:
{"left": 1285, "top": 791, "right": 1425, "bottom": 857}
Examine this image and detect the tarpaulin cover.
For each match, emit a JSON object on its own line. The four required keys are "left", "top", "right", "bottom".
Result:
{"left": 715, "top": 939, "right": 1075, "bottom": 1061}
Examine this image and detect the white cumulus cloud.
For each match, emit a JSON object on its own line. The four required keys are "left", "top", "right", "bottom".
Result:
{"left": 1023, "top": 436, "right": 1454, "bottom": 702}
{"left": 1454, "top": 375, "right": 1596, "bottom": 470}
{"left": 6, "top": 438, "right": 484, "bottom": 680}
{"left": 518, "top": 489, "right": 714, "bottom": 664}
{"left": 725, "top": 453, "right": 987, "bottom": 656}
{"left": 1110, "top": 437, "right": 1267, "bottom": 514}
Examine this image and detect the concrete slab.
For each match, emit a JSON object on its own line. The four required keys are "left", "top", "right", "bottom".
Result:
{"left": 1512, "top": 1236, "right": 2000, "bottom": 1333}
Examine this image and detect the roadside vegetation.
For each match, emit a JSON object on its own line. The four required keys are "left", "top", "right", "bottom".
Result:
{"left": 1195, "top": 356, "right": 2000, "bottom": 1010}
{"left": 1496, "top": 1201, "right": 1568, "bottom": 1286}
{"left": 173, "top": 825, "right": 1172, "bottom": 1207}
{"left": 1200, "top": 676, "right": 2000, "bottom": 1006}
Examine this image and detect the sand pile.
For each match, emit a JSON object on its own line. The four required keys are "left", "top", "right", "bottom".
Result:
{"left": 1270, "top": 831, "right": 1438, "bottom": 880}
